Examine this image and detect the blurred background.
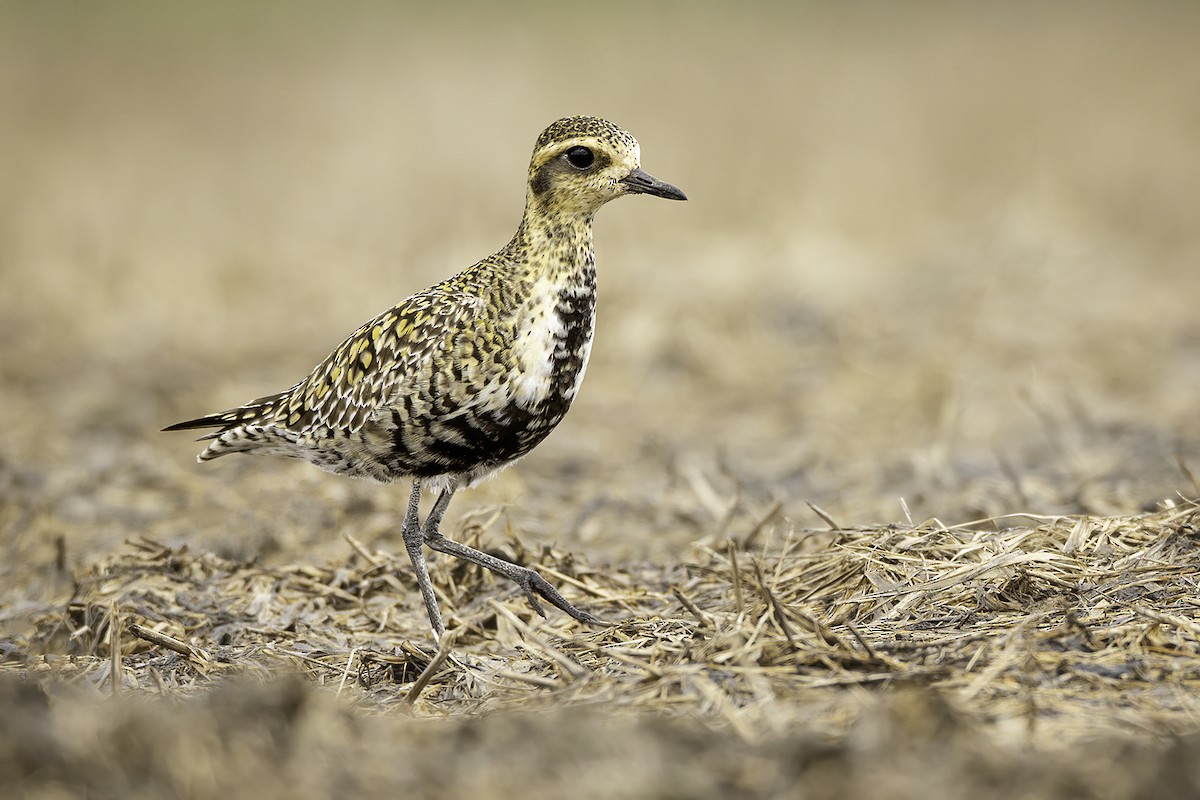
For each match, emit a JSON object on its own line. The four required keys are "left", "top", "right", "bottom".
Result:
{"left": 3, "top": 0, "right": 1199, "bottom": 586}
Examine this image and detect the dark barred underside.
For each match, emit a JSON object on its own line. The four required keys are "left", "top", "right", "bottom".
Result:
{"left": 387, "top": 402, "right": 560, "bottom": 478}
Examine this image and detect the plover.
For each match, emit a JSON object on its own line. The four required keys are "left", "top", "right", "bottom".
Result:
{"left": 164, "top": 116, "right": 686, "bottom": 637}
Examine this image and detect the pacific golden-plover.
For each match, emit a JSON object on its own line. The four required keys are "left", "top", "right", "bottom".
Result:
{"left": 164, "top": 116, "right": 686, "bottom": 637}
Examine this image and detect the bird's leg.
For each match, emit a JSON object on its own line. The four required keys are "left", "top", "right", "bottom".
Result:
{"left": 422, "top": 486, "right": 603, "bottom": 626}
{"left": 400, "top": 479, "right": 445, "bottom": 638}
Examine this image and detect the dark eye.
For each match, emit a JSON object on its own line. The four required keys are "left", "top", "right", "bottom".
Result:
{"left": 565, "top": 146, "right": 594, "bottom": 169}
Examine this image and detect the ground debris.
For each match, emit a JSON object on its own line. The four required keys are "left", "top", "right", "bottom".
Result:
{"left": 4, "top": 506, "right": 1198, "bottom": 752}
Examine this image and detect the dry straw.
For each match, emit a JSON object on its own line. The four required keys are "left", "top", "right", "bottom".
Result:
{"left": 7, "top": 501, "right": 1199, "bottom": 747}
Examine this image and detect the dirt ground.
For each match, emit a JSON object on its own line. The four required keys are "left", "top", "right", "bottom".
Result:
{"left": 3, "top": 3, "right": 1200, "bottom": 798}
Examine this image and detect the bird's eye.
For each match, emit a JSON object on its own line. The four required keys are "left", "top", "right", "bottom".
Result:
{"left": 565, "top": 146, "right": 594, "bottom": 169}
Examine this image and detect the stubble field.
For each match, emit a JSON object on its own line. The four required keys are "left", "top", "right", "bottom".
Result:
{"left": 3, "top": 3, "right": 1200, "bottom": 797}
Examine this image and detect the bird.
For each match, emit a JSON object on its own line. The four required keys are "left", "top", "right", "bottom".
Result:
{"left": 163, "top": 116, "right": 686, "bottom": 638}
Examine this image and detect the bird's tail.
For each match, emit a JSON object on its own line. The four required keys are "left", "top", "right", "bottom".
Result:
{"left": 161, "top": 391, "right": 288, "bottom": 441}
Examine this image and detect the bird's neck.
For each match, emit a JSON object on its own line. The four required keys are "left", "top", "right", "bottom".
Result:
{"left": 505, "top": 204, "right": 596, "bottom": 285}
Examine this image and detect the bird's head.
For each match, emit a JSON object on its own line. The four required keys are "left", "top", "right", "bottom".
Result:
{"left": 525, "top": 116, "right": 686, "bottom": 218}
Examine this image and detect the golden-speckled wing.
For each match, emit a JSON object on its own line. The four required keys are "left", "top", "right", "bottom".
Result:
{"left": 165, "top": 286, "right": 487, "bottom": 439}
{"left": 276, "top": 288, "right": 487, "bottom": 435}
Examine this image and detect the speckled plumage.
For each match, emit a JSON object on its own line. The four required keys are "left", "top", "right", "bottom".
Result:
{"left": 165, "top": 116, "right": 685, "bottom": 637}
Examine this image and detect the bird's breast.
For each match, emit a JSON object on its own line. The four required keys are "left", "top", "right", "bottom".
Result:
{"left": 509, "top": 276, "right": 596, "bottom": 414}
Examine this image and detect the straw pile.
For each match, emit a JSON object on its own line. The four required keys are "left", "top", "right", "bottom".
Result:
{"left": 4, "top": 503, "right": 1198, "bottom": 798}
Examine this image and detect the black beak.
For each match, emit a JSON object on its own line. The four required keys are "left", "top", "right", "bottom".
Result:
{"left": 620, "top": 168, "right": 687, "bottom": 201}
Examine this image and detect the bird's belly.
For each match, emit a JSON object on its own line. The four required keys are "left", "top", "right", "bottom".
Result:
{"left": 357, "top": 393, "right": 564, "bottom": 483}
{"left": 354, "top": 358, "right": 589, "bottom": 483}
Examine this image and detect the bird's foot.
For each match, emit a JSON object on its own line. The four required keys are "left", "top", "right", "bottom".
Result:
{"left": 509, "top": 566, "right": 604, "bottom": 626}
{"left": 423, "top": 532, "right": 603, "bottom": 627}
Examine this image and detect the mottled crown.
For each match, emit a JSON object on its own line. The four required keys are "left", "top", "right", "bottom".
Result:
{"left": 534, "top": 116, "right": 638, "bottom": 155}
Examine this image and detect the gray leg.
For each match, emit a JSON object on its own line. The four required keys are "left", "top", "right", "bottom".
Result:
{"left": 422, "top": 485, "right": 602, "bottom": 626}
{"left": 401, "top": 479, "right": 445, "bottom": 637}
